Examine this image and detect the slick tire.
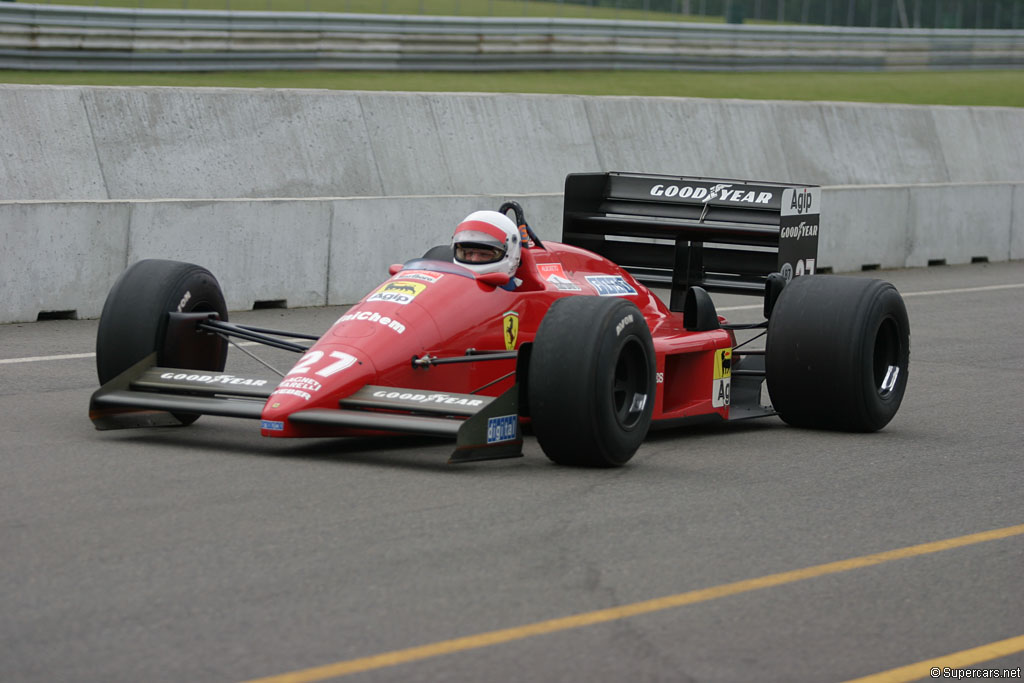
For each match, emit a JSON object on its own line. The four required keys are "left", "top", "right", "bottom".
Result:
{"left": 528, "top": 297, "right": 655, "bottom": 467}
{"left": 765, "top": 275, "right": 910, "bottom": 432}
{"left": 96, "top": 260, "right": 229, "bottom": 423}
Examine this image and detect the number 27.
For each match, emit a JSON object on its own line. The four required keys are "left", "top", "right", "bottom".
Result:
{"left": 287, "top": 350, "right": 357, "bottom": 378}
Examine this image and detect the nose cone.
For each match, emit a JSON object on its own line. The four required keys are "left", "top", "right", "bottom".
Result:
{"left": 328, "top": 287, "right": 442, "bottom": 370}
{"left": 260, "top": 345, "right": 377, "bottom": 436}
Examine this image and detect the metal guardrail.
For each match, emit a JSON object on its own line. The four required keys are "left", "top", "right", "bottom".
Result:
{"left": 1, "top": 3, "right": 1022, "bottom": 71}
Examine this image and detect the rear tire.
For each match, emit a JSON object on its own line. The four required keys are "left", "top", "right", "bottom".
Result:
{"left": 96, "top": 260, "right": 228, "bottom": 424}
{"left": 528, "top": 297, "right": 655, "bottom": 466}
{"left": 766, "top": 275, "right": 909, "bottom": 432}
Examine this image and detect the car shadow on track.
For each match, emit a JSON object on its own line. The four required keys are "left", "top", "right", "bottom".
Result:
{"left": 101, "top": 419, "right": 540, "bottom": 473}
{"left": 644, "top": 415, "right": 787, "bottom": 440}
{"left": 97, "top": 413, "right": 792, "bottom": 474}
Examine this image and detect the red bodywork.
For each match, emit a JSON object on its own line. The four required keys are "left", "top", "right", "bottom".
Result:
{"left": 259, "top": 242, "right": 734, "bottom": 439}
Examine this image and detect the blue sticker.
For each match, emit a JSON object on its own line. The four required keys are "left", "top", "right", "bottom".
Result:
{"left": 486, "top": 415, "right": 518, "bottom": 444}
{"left": 261, "top": 420, "right": 285, "bottom": 431}
{"left": 585, "top": 275, "right": 637, "bottom": 297}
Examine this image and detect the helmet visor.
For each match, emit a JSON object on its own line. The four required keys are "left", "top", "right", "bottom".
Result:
{"left": 455, "top": 241, "right": 506, "bottom": 265}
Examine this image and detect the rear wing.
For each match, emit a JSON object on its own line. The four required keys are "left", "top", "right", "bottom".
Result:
{"left": 561, "top": 172, "right": 821, "bottom": 311}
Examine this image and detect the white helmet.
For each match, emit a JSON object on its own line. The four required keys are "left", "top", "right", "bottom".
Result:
{"left": 452, "top": 210, "right": 521, "bottom": 279}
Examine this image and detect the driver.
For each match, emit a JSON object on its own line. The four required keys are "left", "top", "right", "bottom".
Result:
{"left": 452, "top": 210, "right": 522, "bottom": 288}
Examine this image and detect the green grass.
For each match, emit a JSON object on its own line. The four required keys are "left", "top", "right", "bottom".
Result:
{"left": 10, "top": 0, "right": 1020, "bottom": 106}
{"left": 20, "top": 0, "right": 720, "bottom": 22}
{"left": 2, "top": 70, "right": 1023, "bottom": 106}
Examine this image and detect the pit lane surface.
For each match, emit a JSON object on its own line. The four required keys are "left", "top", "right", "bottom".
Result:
{"left": 1, "top": 262, "right": 1022, "bottom": 683}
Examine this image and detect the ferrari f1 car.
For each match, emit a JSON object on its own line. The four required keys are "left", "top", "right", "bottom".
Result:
{"left": 89, "top": 172, "right": 910, "bottom": 466}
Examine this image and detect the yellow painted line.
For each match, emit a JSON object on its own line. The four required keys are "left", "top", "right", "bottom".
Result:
{"left": 841, "top": 634, "right": 1024, "bottom": 682}
{"left": 242, "top": 523, "right": 1024, "bottom": 683}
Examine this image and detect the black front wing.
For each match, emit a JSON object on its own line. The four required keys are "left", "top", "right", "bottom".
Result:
{"left": 89, "top": 354, "right": 523, "bottom": 463}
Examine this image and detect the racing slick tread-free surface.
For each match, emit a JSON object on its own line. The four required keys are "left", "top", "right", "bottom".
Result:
{"left": 95, "top": 259, "right": 229, "bottom": 387}
{"left": 765, "top": 275, "right": 910, "bottom": 432}
{"left": 528, "top": 296, "right": 656, "bottom": 467}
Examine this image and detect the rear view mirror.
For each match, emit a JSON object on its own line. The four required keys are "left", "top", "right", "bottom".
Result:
{"left": 476, "top": 272, "right": 511, "bottom": 288}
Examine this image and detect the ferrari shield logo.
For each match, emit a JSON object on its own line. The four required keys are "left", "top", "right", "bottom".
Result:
{"left": 503, "top": 312, "right": 519, "bottom": 351}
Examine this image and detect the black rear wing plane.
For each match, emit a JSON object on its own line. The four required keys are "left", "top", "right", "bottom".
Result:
{"left": 561, "top": 172, "right": 821, "bottom": 311}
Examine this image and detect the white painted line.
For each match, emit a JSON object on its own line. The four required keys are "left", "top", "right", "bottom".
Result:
{"left": 717, "top": 282, "right": 1024, "bottom": 312}
{"left": 0, "top": 339, "right": 291, "bottom": 366}
{"left": 900, "top": 283, "right": 1024, "bottom": 297}
{"left": 0, "top": 352, "right": 95, "bottom": 365}
{"left": 2, "top": 283, "right": 1022, "bottom": 366}
{"left": 718, "top": 304, "right": 762, "bottom": 312}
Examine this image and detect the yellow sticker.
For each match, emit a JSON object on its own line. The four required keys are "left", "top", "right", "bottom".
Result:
{"left": 503, "top": 311, "right": 519, "bottom": 351}
{"left": 714, "top": 348, "right": 732, "bottom": 380}
{"left": 368, "top": 280, "right": 427, "bottom": 305}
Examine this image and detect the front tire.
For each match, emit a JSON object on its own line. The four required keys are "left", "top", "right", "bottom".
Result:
{"left": 96, "top": 260, "right": 229, "bottom": 426}
{"left": 766, "top": 275, "right": 910, "bottom": 432}
{"left": 528, "top": 297, "right": 655, "bottom": 467}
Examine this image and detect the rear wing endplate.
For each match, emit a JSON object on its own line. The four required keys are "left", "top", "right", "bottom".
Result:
{"left": 561, "top": 172, "right": 821, "bottom": 310}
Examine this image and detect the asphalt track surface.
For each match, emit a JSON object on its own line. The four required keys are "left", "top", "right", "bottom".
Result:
{"left": 1, "top": 262, "right": 1022, "bottom": 683}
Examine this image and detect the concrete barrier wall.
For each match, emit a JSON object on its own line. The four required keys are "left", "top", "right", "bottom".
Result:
{"left": 2, "top": 85, "right": 1023, "bottom": 201}
{"left": 821, "top": 182, "right": 1022, "bottom": 272}
{"left": 0, "top": 201, "right": 130, "bottom": 322}
{"left": 2, "top": 185, "right": 1019, "bottom": 323}
{"left": 0, "top": 194, "right": 566, "bottom": 322}
{"left": 1, "top": 85, "right": 1022, "bottom": 323}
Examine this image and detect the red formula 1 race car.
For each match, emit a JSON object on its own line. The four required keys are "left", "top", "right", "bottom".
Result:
{"left": 89, "top": 172, "right": 910, "bottom": 466}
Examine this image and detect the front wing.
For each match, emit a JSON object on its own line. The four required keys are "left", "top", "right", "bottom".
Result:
{"left": 88, "top": 354, "right": 523, "bottom": 463}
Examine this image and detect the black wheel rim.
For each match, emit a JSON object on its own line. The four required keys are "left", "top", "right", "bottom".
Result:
{"left": 612, "top": 338, "right": 650, "bottom": 429}
{"left": 873, "top": 316, "right": 901, "bottom": 398}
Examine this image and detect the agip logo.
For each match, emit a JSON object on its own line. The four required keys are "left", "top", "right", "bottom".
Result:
{"left": 712, "top": 348, "right": 732, "bottom": 408}
{"left": 781, "top": 187, "right": 821, "bottom": 217}
{"left": 367, "top": 280, "right": 426, "bottom": 305}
